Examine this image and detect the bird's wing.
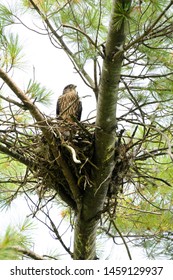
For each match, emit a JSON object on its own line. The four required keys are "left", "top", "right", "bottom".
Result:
{"left": 56, "top": 97, "right": 61, "bottom": 117}
{"left": 76, "top": 100, "right": 82, "bottom": 121}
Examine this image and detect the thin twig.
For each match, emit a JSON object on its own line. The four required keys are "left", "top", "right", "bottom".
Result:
{"left": 112, "top": 220, "right": 132, "bottom": 260}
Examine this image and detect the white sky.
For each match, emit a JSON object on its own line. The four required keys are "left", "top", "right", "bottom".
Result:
{"left": 8, "top": 16, "right": 96, "bottom": 119}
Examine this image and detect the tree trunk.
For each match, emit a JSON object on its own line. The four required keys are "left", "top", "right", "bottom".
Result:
{"left": 73, "top": 0, "right": 132, "bottom": 259}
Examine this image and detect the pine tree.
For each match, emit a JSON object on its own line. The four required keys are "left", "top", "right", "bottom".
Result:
{"left": 0, "top": 0, "right": 173, "bottom": 259}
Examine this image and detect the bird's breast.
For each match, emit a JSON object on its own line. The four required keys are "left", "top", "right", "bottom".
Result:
{"left": 59, "top": 92, "right": 79, "bottom": 121}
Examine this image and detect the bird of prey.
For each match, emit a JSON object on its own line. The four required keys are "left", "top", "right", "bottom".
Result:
{"left": 56, "top": 84, "right": 82, "bottom": 122}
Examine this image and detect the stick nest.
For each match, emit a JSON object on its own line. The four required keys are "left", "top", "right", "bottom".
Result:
{"left": 6, "top": 118, "right": 132, "bottom": 210}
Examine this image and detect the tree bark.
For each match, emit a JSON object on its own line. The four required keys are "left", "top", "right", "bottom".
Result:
{"left": 73, "top": 0, "right": 132, "bottom": 259}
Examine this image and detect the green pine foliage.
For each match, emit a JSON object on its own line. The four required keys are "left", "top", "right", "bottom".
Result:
{"left": 0, "top": 218, "right": 35, "bottom": 260}
{"left": 26, "top": 79, "right": 53, "bottom": 105}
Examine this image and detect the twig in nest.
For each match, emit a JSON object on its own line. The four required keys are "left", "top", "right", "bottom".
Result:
{"left": 71, "top": 115, "right": 93, "bottom": 138}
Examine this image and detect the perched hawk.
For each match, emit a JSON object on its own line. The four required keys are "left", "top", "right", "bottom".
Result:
{"left": 56, "top": 84, "right": 82, "bottom": 122}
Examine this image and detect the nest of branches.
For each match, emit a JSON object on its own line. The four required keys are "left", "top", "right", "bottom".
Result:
{"left": 32, "top": 119, "right": 96, "bottom": 207}
{"left": 2, "top": 110, "right": 172, "bottom": 218}
{"left": 0, "top": 115, "right": 134, "bottom": 211}
{"left": 29, "top": 119, "right": 133, "bottom": 206}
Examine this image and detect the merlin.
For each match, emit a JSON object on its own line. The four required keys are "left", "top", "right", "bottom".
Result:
{"left": 56, "top": 84, "right": 82, "bottom": 122}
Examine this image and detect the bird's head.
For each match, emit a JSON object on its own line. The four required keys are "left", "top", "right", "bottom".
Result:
{"left": 63, "top": 84, "right": 77, "bottom": 94}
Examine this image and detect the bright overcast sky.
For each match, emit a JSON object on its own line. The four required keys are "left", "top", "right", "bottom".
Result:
{"left": 1, "top": 0, "right": 96, "bottom": 119}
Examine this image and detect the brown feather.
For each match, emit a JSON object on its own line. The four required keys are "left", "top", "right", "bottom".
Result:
{"left": 56, "top": 86, "right": 82, "bottom": 122}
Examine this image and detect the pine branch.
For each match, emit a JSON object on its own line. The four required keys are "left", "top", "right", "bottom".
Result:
{"left": 0, "top": 68, "right": 47, "bottom": 130}
{"left": 48, "top": 216, "right": 73, "bottom": 258}
{"left": 62, "top": 24, "right": 104, "bottom": 58}
{"left": 124, "top": 1, "right": 173, "bottom": 52}
{"left": 122, "top": 72, "right": 173, "bottom": 79}
{"left": 0, "top": 94, "right": 27, "bottom": 109}
{"left": 112, "top": 220, "right": 132, "bottom": 260}
{"left": 0, "top": 144, "right": 34, "bottom": 167}
{"left": 11, "top": 246, "right": 45, "bottom": 260}
{"left": 28, "top": 0, "right": 95, "bottom": 89}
